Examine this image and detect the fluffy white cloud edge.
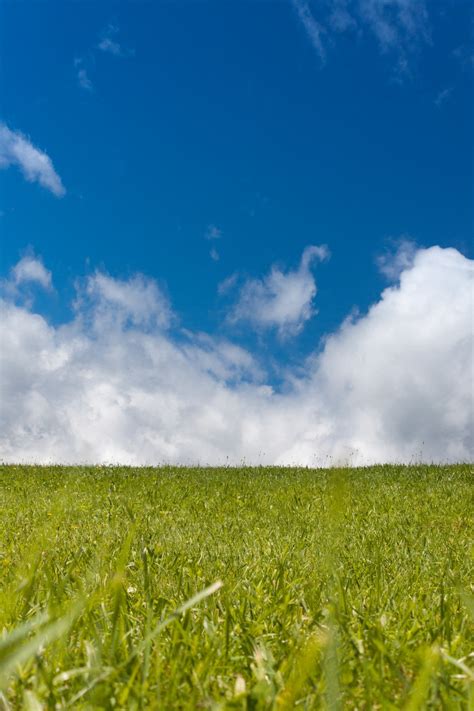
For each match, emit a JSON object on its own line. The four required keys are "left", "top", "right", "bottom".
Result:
{"left": 0, "top": 245, "right": 472, "bottom": 466}
{"left": 0, "top": 123, "right": 65, "bottom": 197}
{"left": 229, "top": 245, "right": 329, "bottom": 337}
{"left": 12, "top": 255, "right": 53, "bottom": 291}
{"left": 292, "top": 0, "right": 430, "bottom": 68}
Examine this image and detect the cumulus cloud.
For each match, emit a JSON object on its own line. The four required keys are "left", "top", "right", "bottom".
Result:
{"left": 229, "top": 245, "right": 329, "bottom": 337}
{"left": 76, "top": 272, "right": 173, "bottom": 331}
{"left": 0, "top": 123, "right": 65, "bottom": 197}
{"left": 0, "top": 246, "right": 472, "bottom": 465}
{"left": 11, "top": 255, "right": 53, "bottom": 291}
{"left": 305, "top": 246, "right": 473, "bottom": 464}
{"left": 0, "top": 254, "right": 53, "bottom": 304}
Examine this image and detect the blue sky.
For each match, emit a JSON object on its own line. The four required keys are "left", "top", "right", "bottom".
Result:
{"left": 0, "top": 0, "right": 472, "bottom": 465}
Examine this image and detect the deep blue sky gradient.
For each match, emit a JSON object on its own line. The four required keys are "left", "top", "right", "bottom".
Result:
{"left": 1, "top": 0, "right": 472, "bottom": 363}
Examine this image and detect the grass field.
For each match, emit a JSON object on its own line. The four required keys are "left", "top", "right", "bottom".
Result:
{"left": 0, "top": 465, "right": 472, "bottom": 709}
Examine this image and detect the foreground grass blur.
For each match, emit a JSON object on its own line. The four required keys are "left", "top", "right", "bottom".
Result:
{"left": 0, "top": 464, "right": 472, "bottom": 709}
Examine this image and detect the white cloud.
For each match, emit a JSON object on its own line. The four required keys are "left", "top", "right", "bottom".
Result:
{"left": 0, "top": 123, "right": 65, "bottom": 197}
{"left": 11, "top": 255, "right": 53, "bottom": 291}
{"left": 98, "top": 37, "right": 122, "bottom": 56}
{"left": 210, "top": 248, "right": 220, "bottom": 262}
{"left": 434, "top": 87, "right": 453, "bottom": 108}
{"left": 358, "top": 0, "right": 429, "bottom": 54}
{"left": 229, "top": 245, "right": 329, "bottom": 337}
{"left": 306, "top": 246, "right": 473, "bottom": 464}
{"left": 0, "top": 246, "right": 472, "bottom": 465}
{"left": 77, "top": 68, "right": 93, "bottom": 91}
{"left": 292, "top": 0, "right": 430, "bottom": 68}
{"left": 329, "top": 0, "right": 357, "bottom": 32}
{"left": 98, "top": 24, "right": 133, "bottom": 57}
{"left": 218, "top": 273, "right": 239, "bottom": 296}
{"left": 292, "top": 0, "right": 326, "bottom": 62}
{"left": 376, "top": 238, "right": 417, "bottom": 281}
{"left": 74, "top": 23, "right": 132, "bottom": 93}
{"left": 0, "top": 254, "right": 53, "bottom": 304}
{"left": 74, "top": 58, "right": 93, "bottom": 91}
{"left": 453, "top": 45, "right": 474, "bottom": 72}
{"left": 77, "top": 272, "right": 173, "bottom": 331}
{"left": 205, "top": 224, "right": 222, "bottom": 240}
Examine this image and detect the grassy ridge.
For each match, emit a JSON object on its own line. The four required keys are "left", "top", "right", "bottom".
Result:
{"left": 0, "top": 464, "right": 472, "bottom": 709}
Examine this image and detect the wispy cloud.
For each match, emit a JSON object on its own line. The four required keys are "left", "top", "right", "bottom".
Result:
{"left": 0, "top": 252, "right": 54, "bottom": 306}
{"left": 434, "top": 87, "right": 453, "bottom": 108}
{"left": 78, "top": 68, "right": 93, "bottom": 91}
{"left": 1, "top": 251, "right": 52, "bottom": 291}
{"left": 291, "top": 0, "right": 326, "bottom": 62}
{"left": 292, "top": 0, "right": 431, "bottom": 72}
{"left": 12, "top": 255, "right": 53, "bottom": 291}
{"left": 329, "top": 0, "right": 357, "bottom": 32}
{"left": 229, "top": 245, "right": 329, "bottom": 338}
{"left": 453, "top": 44, "right": 474, "bottom": 71}
{"left": 98, "top": 24, "right": 134, "bottom": 58}
{"left": 205, "top": 225, "right": 222, "bottom": 261}
{"left": 75, "top": 22, "right": 133, "bottom": 92}
{"left": 205, "top": 224, "right": 222, "bottom": 240}
{"left": 358, "top": 0, "right": 430, "bottom": 54}
{"left": 0, "top": 123, "right": 65, "bottom": 197}
{"left": 376, "top": 237, "right": 417, "bottom": 281}
{"left": 74, "top": 57, "right": 93, "bottom": 92}
{"left": 218, "top": 273, "right": 238, "bottom": 296}
{"left": 78, "top": 271, "right": 173, "bottom": 331}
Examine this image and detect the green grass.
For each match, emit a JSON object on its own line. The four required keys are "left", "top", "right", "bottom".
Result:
{"left": 0, "top": 464, "right": 472, "bottom": 709}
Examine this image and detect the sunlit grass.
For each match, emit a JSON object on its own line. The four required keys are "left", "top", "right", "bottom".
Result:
{"left": 0, "top": 464, "right": 472, "bottom": 708}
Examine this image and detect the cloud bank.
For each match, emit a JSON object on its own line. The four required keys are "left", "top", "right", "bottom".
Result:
{"left": 0, "top": 246, "right": 472, "bottom": 465}
{"left": 0, "top": 123, "right": 65, "bottom": 197}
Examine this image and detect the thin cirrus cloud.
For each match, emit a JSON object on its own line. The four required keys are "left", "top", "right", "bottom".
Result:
{"left": 0, "top": 245, "right": 471, "bottom": 465}
{"left": 98, "top": 24, "right": 134, "bottom": 57}
{"left": 291, "top": 0, "right": 326, "bottom": 62}
{"left": 292, "top": 0, "right": 430, "bottom": 67}
{"left": 0, "top": 123, "right": 65, "bottom": 197}
{"left": 75, "top": 23, "right": 133, "bottom": 91}
{"left": 228, "top": 245, "right": 329, "bottom": 337}
{"left": 74, "top": 58, "right": 94, "bottom": 91}
{"left": 434, "top": 87, "right": 453, "bottom": 108}
{"left": 205, "top": 224, "right": 222, "bottom": 240}
{"left": 205, "top": 224, "right": 222, "bottom": 262}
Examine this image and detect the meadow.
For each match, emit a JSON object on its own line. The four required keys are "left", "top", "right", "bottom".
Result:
{"left": 0, "top": 464, "right": 472, "bottom": 709}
